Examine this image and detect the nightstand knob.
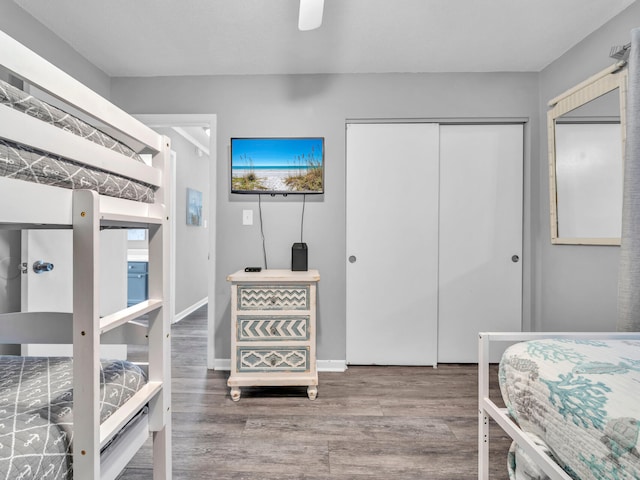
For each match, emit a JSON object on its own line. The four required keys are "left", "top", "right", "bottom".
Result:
{"left": 270, "top": 358, "right": 277, "bottom": 366}
{"left": 270, "top": 296, "right": 277, "bottom": 304}
{"left": 270, "top": 327, "right": 277, "bottom": 335}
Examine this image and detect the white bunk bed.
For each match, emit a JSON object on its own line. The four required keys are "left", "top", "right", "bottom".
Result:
{"left": 0, "top": 29, "right": 171, "bottom": 479}
{"left": 479, "top": 332, "right": 640, "bottom": 480}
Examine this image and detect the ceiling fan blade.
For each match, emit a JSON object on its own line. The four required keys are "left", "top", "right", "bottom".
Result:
{"left": 298, "top": 0, "right": 324, "bottom": 31}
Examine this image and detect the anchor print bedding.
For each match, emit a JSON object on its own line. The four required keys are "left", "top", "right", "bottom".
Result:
{"left": 0, "top": 356, "right": 146, "bottom": 479}
{"left": 499, "top": 339, "right": 640, "bottom": 480}
{"left": 0, "top": 139, "right": 156, "bottom": 203}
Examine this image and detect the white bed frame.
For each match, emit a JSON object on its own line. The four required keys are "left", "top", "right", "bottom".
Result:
{"left": 478, "top": 331, "right": 640, "bottom": 480}
{"left": 0, "top": 29, "right": 172, "bottom": 479}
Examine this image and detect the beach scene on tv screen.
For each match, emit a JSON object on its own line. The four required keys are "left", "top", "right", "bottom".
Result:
{"left": 232, "top": 138, "right": 323, "bottom": 193}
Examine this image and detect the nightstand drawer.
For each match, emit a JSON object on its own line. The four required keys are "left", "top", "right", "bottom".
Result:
{"left": 237, "top": 285, "right": 310, "bottom": 310}
{"left": 237, "top": 347, "right": 309, "bottom": 372}
{"left": 237, "top": 315, "right": 310, "bottom": 342}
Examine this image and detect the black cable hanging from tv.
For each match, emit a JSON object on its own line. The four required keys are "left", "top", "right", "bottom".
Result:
{"left": 258, "top": 194, "right": 268, "bottom": 269}
{"left": 300, "top": 194, "right": 306, "bottom": 243}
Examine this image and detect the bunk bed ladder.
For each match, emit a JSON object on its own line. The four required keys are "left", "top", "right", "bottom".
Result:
{"left": 148, "top": 135, "right": 172, "bottom": 480}
{"left": 71, "top": 137, "right": 172, "bottom": 479}
{"left": 72, "top": 189, "right": 101, "bottom": 479}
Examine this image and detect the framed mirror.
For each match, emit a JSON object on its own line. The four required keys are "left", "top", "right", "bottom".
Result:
{"left": 548, "top": 65, "right": 628, "bottom": 245}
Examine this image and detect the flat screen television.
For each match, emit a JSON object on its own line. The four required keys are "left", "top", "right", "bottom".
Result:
{"left": 230, "top": 137, "right": 324, "bottom": 195}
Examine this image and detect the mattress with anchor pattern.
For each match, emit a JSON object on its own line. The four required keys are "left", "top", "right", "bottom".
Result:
{"left": 499, "top": 338, "right": 640, "bottom": 480}
{"left": 0, "top": 356, "right": 147, "bottom": 479}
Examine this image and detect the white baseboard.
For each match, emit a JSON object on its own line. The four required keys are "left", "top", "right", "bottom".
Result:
{"left": 211, "top": 358, "right": 347, "bottom": 372}
{"left": 173, "top": 296, "right": 208, "bottom": 323}
{"left": 318, "top": 359, "right": 347, "bottom": 372}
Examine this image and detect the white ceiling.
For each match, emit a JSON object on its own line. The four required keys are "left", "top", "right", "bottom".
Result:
{"left": 14, "top": 0, "right": 637, "bottom": 77}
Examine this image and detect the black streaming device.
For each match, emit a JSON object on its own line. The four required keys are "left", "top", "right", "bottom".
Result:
{"left": 291, "top": 243, "right": 308, "bottom": 271}
{"left": 244, "top": 267, "right": 262, "bottom": 272}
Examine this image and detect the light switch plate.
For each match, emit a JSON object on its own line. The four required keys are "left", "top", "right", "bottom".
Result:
{"left": 242, "top": 209, "right": 253, "bottom": 226}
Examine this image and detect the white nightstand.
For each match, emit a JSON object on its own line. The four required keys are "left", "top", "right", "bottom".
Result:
{"left": 226, "top": 269, "right": 320, "bottom": 401}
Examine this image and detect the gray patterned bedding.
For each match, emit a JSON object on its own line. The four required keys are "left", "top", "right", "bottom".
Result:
{"left": 500, "top": 339, "right": 640, "bottom": 480}
{"left": 0, "top": 139, "right": 156, "bottom": 203}
{"left": 0, "top": 78, "right": 156, "bottom": 203}
{"left": 0, "top": 356, "right": 147, "bottom": 479}
{"left": 0, "top": 78, "right": 142, "bottom": 162}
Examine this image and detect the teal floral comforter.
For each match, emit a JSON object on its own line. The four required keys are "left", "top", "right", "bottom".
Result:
{"left": 500, "top": 339, "right": 640, "bottom": 480}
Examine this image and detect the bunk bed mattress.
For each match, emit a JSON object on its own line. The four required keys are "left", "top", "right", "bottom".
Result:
{"left": 0, "top": 78, "right": 143, "bottom": 162}
{"left": 0, "top": 139, "right": 155, "bottom": 203}
{"left": 499, "top": 339, "right": 640, "bottom": 480}
{"left": 0, "top": 356, "right": 147, "bottom": 479}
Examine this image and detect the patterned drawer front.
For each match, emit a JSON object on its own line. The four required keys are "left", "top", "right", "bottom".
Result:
{"left": 238, "top": 315, "right": 310, "bottom": 342}
{"left": 237, "top": 285, "right": 310, "bottom": 310}
{"left": 237, "top": 347, "right": 310, "bottom": 372}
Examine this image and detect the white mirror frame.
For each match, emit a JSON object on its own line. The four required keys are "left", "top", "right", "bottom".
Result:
{"left": 548, "top": 63, "right": 628, "bottom": 245}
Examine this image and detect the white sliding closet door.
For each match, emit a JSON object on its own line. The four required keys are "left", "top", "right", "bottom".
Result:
{"left": 438, "top": 124, "right": 523, "bottom": 363}
{"left": 346, "top": 123, "right": 440, "bottom": 365}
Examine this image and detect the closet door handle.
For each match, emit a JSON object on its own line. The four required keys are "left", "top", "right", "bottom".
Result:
{"left": 348, "top": 255, "right": 357, "bottom": 263}
{"left": 511, "top": 255, "right": 520, "bottom": 263}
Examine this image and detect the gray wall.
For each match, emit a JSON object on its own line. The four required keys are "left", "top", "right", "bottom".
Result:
{"left": 536, "top": 2, "right": 640, "bottom": 332}
{"left": 0, "top": 0, "right": 111, "bottom": 98}
{"left": 111, "top": 72, "right": 540, "bottom": 360}
{"left": 156, "top": 128, "right": 210, "bottom": 315}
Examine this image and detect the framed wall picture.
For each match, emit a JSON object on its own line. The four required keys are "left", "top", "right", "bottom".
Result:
{"left": 187, "top": 188, "right": 203, "bottom": 226}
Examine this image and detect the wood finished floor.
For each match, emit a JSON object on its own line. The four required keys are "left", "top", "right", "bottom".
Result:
{"left": 120, "top": 306, "right": 511, "bottom": 479}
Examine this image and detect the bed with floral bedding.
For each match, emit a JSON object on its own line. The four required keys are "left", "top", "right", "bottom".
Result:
{"left": 498, "top": 338, "right": 640, "bottom": 480}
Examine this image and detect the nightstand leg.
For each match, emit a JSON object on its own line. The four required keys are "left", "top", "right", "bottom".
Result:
{"left": 307, "top": 385, "right": 318, "bottom": 400}
{"left": 230, "top": 387, "right": 241, "bottom": 402}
